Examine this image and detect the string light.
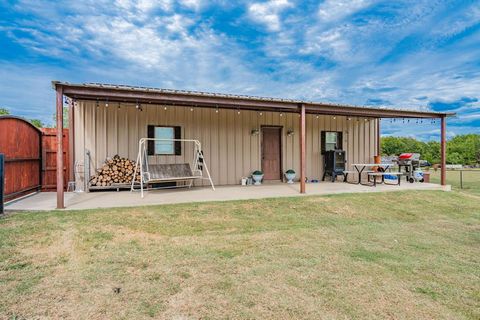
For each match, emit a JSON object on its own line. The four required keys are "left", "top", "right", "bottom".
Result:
{"left": 316, "top": 115, "right": 319, "bottom": 119}
{"left": 280, "top": 113, "right": 283, "bottom": 117}
{"left": 347, "top": 117, "right": 351, "bottom": 121}
{"left": 190, "top": 107, "right": 194, "bottom": 112}
{"left": 105, "top": 98, "right": 109, "bottom": 108}
{"left": 333, "top": 116, "right": 336, "bottom": 120}
{"left": 135, "top": 99, "right": 140, "bottom": 110}
{"left": 164, "top": 106, "right": 167, "bottom": 110}
{"left": 259, "top": 111, "right": 263, "bottom": 116}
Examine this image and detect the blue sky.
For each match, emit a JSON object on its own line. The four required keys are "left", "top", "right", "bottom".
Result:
{"left": 0, "top": 0, "right": 479, "bottom": 140}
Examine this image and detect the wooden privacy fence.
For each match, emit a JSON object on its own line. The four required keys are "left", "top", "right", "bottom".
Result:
{"left": 0, "top": 116, "right": 42, "bottom": 202}
{"left": 0, "top": 116, "right": 69, "bottom": 208}
{"left": 41, "top": 128, "right": 69, "bottom": 191}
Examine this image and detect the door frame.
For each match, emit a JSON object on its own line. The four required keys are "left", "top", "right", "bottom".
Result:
{"left": 260, "top": 125, "right": 283, "bottom": 181}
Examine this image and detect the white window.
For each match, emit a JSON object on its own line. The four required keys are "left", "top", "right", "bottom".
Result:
{"left": 154, "top": 127, "right": 175, "bottom": 155}
{"left": 321, "top": 131, "right": 343, "bottom": 153}
{"left": 325, "top": 132, "right": 338, "bottom": 152}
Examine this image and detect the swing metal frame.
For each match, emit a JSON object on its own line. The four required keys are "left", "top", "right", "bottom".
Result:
{"left": 131, "top": 138, "right": 215, "bottom": 198}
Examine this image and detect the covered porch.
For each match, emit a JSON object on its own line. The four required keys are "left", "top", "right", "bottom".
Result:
{"left": 6, "top": 181, "right": 449, "bottom": 211}
{"left": 52, "top": 82, "right": 453, "bottom": 209}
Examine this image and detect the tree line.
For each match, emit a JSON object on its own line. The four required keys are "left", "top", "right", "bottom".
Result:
{"left": 381, "top": 135, "right": 480, "bottom": 165}
{"left": 0, "top": 107, "right": 68, "bottom": 128}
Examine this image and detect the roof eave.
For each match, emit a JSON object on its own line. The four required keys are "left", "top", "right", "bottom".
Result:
{"left": 53, "top": 81, "right": 455, "bottom": 118}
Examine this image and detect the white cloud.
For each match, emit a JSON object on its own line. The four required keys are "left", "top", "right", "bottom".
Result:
{"left": 248, "top": 0, "right": 293, "bottom": 31}
{"left": 179, "top": 0, "right": 203, "bottom": 11}
{"left": 318, "top": 0, "right": 374, "bottom": 22}
{"left": 115, "top": 0, "right": 173, "bottom": 13}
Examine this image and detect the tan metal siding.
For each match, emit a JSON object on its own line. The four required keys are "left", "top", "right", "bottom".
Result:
{"left": 74, "top": 103, "right": 378, "bottom": 188}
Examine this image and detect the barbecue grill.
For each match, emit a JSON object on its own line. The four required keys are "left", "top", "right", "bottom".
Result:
{"left": 396, "top": 153, "right": 424, "bottom": 183}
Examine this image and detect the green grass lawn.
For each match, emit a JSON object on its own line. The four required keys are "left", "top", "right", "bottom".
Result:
{"left": 1, "top": 190, "right": 479, "bottom": 319}
{"left": 429, "top": 169, "right": 480, "bottom": 194}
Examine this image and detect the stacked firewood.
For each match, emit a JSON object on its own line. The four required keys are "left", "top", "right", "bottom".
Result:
{"left": 89, "top": 155, "right": 140, "bottom": 187}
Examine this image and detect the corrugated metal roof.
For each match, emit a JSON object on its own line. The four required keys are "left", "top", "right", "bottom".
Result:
{"left": 52, "top": 81, "right": 455, "bottom": 117}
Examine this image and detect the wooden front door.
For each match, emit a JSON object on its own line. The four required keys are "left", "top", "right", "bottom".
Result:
{"left": 261, "top": 127, "right": 282, "bottom": 180}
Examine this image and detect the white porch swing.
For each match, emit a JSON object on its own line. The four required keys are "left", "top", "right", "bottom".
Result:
{"left": 131, "top": 138, "right": 215, "bottom": 198}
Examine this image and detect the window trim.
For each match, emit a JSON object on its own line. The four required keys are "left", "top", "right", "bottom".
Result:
{"left": 321, "top": 131, "right": 343, "bottom": 154}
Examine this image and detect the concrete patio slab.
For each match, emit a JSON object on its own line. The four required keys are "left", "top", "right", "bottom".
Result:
{"left": 5, "top": 181, "right": 450, "bottom": 211}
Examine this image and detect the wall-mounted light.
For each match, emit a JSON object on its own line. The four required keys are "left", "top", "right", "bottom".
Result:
{"left": 251, "top": 129, "right": 260, "bottom": 136}
{"left": 287, "top": 129, "right": 294, "bottom": 137}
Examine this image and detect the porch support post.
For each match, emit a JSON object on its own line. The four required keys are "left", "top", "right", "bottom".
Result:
{"left": 299, "top": 104, "right": 306, "bottom": 193}
{"left": 440, "top": 116, "right": 446, "bottom": 186}
{"left": 68, "top": 98, "right": 75, "bottom": 183}
{"left": 56, "top": 85, "right": 65, "bottom": 209}
{"left": 376, "top": 118, "right": 381, "bottom": 156}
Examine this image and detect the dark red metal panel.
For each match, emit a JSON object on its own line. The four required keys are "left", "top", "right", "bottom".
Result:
{"left": 0, "top": 116, "right": 42, "bottom": 201}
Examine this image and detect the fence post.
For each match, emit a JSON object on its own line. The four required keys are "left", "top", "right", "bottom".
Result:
{"left": 460, "top": 170, "right": 463, "bottom": 189}
{"left": 0, "top": 154, "right": 4, "bottom": 214}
